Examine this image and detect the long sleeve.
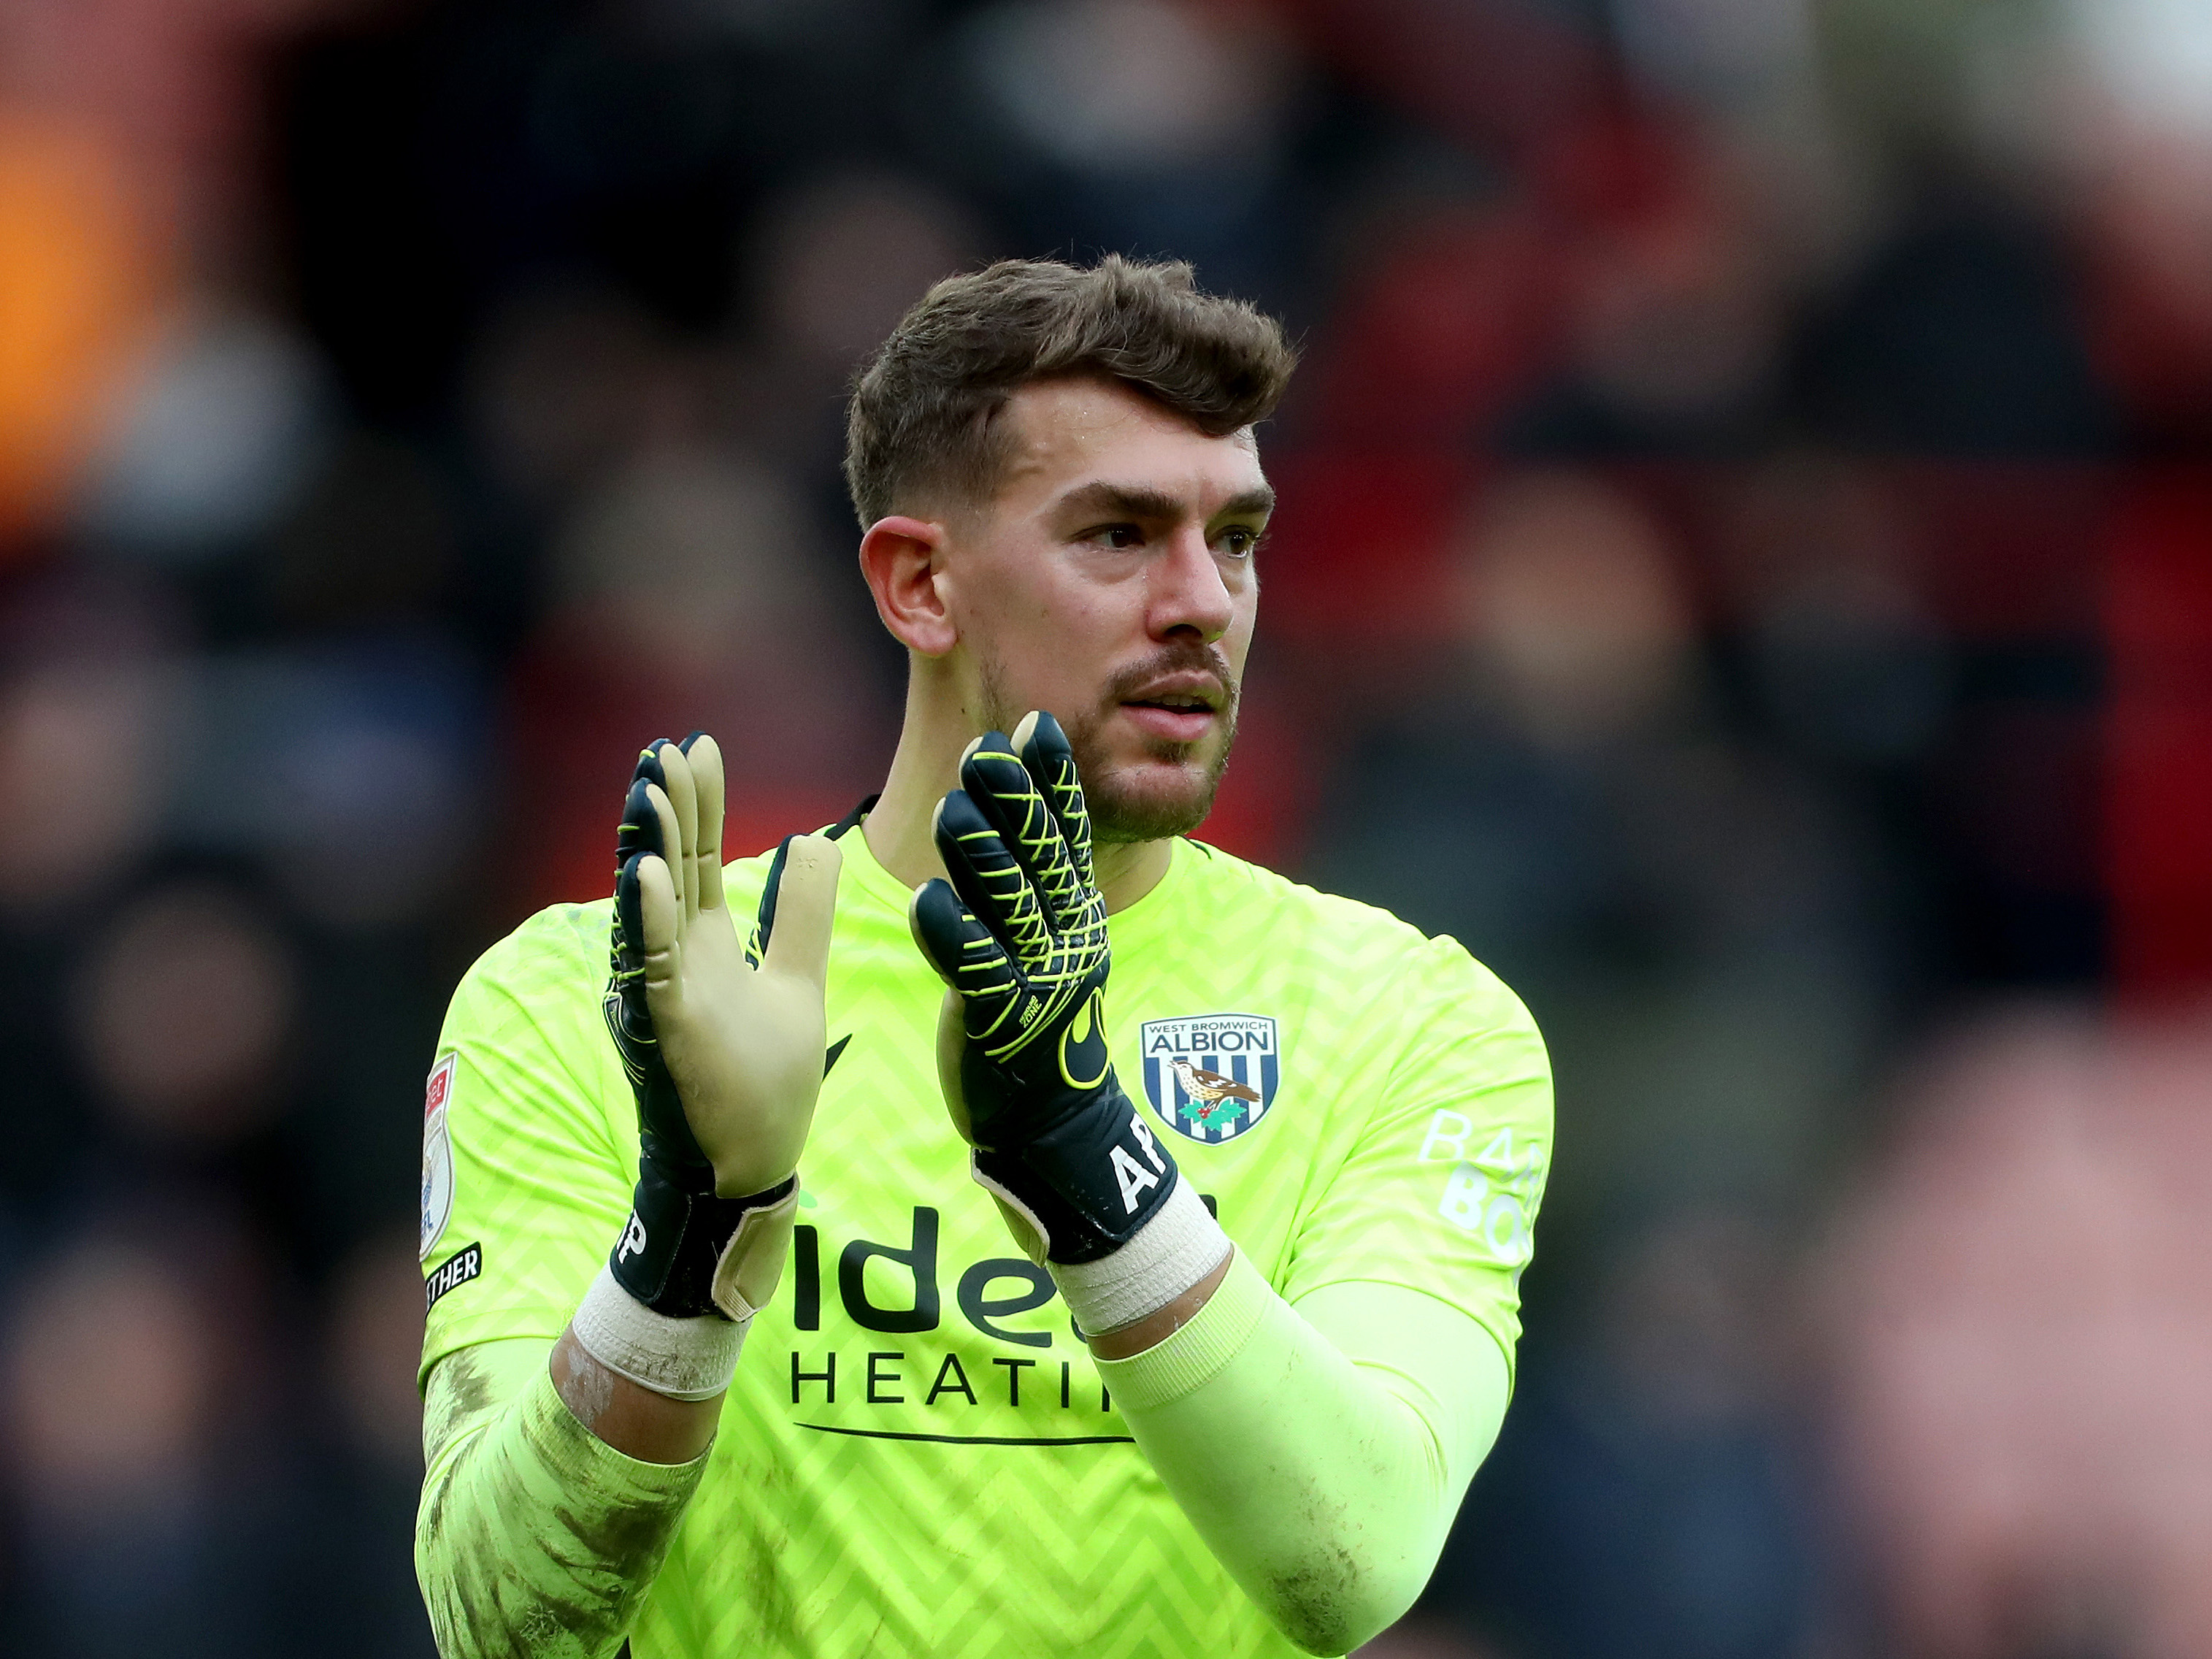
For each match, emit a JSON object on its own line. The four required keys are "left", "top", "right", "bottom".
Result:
{"left": 415, "top": 1338, "right": 708, "bottom": 1659}
{"left": 1095, "top": 1254, "right": 1513, "bottom": 1658}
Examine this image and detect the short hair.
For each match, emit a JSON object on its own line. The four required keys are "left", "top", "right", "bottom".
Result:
{"left": 842, "top": 256, "right": 1297, "bottom": 528}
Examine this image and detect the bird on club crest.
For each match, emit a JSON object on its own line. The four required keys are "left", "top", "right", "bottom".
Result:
{"left": 1168, "top": 1056, "right": 1263, "bottom": 1128}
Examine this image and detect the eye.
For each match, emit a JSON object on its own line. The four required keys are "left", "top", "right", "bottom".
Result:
{"left": 1214, "top": 524, "right": 1262, "bottom": 559}
{"left": 1087, "top": 524, "right": 1144, "bottom": 550}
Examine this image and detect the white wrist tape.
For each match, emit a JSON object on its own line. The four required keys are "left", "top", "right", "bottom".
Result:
{"left": 571, "top": 1183, "right": 799, "bottom": 1401}
{"left": 571, "top": 1267, "right": 748, "bottom": 1401}
{"left": 1049, "top": 1178, "right": 1232, "bottom": 1337}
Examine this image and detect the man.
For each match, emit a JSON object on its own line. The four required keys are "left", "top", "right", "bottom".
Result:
{"left": 415, "top": 256, "right": 1551, "bottom": 1659}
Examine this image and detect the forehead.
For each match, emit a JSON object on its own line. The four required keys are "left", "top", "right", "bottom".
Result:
{"left": 991, "top": 376, "right": 1265, "bottom": 513}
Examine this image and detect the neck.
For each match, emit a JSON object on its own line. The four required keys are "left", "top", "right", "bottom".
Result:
{"left": 864, "top": 673, "right": 1175, "bottom": 913}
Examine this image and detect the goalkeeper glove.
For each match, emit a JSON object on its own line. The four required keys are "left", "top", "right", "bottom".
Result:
{"left": 577, "top": 735, "right": 840, "bottom": 1397}
{"left": 910, "top": 713, "right": 1228, "bottom": 1333}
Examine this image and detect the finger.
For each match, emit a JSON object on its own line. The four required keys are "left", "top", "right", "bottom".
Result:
{"left": 960, "top": 729, "right": 1083, "bottom": 942}
{"left": 1010, "top": 710, "right": 1095, "bottom": 897}
{"left": 612, "top": 850, "right": 649, "bottom": 992}
{"left": 959, "top": 732, "right": 1078, "bottom": 905}
{"left": 617, "top": 754, "right": 670, "bottom": 878}
{"left": 910, "top": 877, "right": 983, "bottom": 986}
{"left": 634, "top": 849, "right": 683, "bottom": 998}
{"left": 680, "top": 732, "right": 726, "bottom": 913}
{"left": 932, "top": 788, "right": 1044, "bottom": 957}
{"left": 909, "top": 878, "right": 1021, "bottom": 1051}
{"left": 643, "top": 781, "right": 686, "bottom": 921}
{"left": 648, "top": 741, "right": 700, "bottom": 923}
{"left": 757, "top": 833, "right": 842, "bottom": 995}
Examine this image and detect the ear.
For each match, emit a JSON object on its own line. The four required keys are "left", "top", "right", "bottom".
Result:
{"left": 859, "top": 516, "right": 957, "bottom": 657}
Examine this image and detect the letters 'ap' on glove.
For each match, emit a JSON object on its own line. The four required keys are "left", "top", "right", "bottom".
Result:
{"left": 603, "top": 735, "right": 800, "bottom": 1319}
{"left": 908, "top": 711, "right": 1181, "bottom": 1265}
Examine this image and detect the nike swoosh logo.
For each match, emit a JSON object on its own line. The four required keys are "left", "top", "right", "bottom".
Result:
{"left": 823, "top": 1035, "right": 852, "bottom": 1077}
{"left": 1057, "top": 990, "right": 1110, "bottom": 1091}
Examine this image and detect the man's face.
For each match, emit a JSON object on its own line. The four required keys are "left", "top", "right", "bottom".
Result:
{"left": 940, "top": 375, "right": 1271, "bottom": 844}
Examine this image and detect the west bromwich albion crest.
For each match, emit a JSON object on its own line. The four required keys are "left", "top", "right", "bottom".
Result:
{"left": 1140, "top": 1014, "right": 1279, "bottom": 1144}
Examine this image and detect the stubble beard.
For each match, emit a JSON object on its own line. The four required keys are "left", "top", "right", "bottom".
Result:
{"left": 978, "top": 643, "right": 1240, "bottom": 846}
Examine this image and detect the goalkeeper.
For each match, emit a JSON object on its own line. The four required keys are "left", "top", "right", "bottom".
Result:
{"left": 415, "top": 256, "right": 1551, "bottom": 1658}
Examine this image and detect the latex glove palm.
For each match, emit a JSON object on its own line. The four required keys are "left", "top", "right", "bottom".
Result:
{"left": 604, "top": 735, "right": 841, "bottom": 1314}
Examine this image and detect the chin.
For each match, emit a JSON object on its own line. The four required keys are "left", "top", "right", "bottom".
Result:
{"left": 1059, "top": 704, "right": 1237, "bottom": 845}
{"left": 1086, "top": 753, "right": 1225, "bottom": 845}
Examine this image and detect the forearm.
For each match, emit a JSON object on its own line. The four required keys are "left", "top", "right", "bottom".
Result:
{"left": 550, "top": 1327, "right": 723, "bottom": 1464}
{"left": 415, "top": 1340, "right": 709, "bottom": 1659}
{"left": 1095, "top": 1256, "right": 1512, "bottom": 1657}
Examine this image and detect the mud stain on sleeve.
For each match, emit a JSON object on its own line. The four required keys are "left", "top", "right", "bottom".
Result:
{"left": 423, "top": 1344, "right": 505, "bottom": 1468}
{"left": 418, "top": 1346, "right": 703, "bottom": 1658}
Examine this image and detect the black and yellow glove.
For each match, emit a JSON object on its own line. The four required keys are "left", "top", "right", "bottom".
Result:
{"left": 909, "top": 712, "right": 1180, "bottom": 1265}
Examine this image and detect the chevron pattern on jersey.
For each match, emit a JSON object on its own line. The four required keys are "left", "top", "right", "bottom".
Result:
{"left": 423, "top": 828, "right": 1552, "bottom": 1659}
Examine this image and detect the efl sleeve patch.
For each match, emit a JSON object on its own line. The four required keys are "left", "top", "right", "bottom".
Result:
{"left": 420, "top": 1051, "right": 458, "bottom": 1261}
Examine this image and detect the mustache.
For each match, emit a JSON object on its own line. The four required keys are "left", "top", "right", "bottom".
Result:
{"left": 1099, "top": 642, "right": 1240, "bottom": 713}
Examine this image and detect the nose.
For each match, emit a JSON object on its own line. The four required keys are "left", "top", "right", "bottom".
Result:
{"left": 1147, "top": 526, "right": 1236, "bottom": 645}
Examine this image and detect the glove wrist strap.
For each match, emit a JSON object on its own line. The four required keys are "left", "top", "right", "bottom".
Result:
{"left": 971, "top": 1081, "right": 1181, "bottom": 1264}
{"left": 610, "top": 1171, "right": 801, "bottom": 1319}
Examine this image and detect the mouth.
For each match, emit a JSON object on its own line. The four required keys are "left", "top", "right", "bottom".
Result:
{"left": 1117, "top": 677, "right": 1226, "bottom": 746}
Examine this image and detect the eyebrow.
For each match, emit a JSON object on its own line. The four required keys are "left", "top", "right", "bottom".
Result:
{"left": 1057, "top": 481, "right": 1277, "bottom": 523}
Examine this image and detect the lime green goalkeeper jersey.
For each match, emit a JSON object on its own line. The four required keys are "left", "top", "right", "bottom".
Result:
{"left": 418, "top": 824, "right": 1551, "bottom": 1659}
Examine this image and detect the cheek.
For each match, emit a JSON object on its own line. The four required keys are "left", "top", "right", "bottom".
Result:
{"left": 1223, "top": 591, "right": 1259, "bottom": 669}
{"left": 964, "top": 592, "right": 1111, "bottom": 705}
{"left": 981, "top": 570, "right": 1121, "bottom": 657}
{"left": 956, "top": 553, "right": 1076, "bottom": 633}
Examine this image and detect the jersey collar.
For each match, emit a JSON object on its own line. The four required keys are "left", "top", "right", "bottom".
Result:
{"left": 836, "top": 810, "right": 1197, "bottom": 935}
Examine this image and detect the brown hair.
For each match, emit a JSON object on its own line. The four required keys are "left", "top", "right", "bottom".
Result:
{"left": 842, "top": 255, "right": 1297, "bottom": 528}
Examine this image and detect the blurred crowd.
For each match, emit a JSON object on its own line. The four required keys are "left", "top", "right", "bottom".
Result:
{"left": 1, "top": 0, "right": 2208, "bottom": 1655}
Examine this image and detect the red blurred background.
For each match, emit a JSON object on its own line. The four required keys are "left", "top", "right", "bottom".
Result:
{"left": 4, "top": 1, "right": 2211, "bottom": 1655}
